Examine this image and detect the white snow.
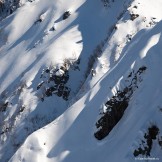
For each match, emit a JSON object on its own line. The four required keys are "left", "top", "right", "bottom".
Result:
{"left": 1, "top": 0, "right": 162, "bottom": 162}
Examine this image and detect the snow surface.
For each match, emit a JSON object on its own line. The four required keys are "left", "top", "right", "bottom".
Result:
{"left": 1, "top": 0, "right": 162, "bottom": 162}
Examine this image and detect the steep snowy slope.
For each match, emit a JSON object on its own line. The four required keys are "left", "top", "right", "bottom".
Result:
{"left": 9, "top": 0, "right": 162, "bottom": 162}
{"left": 10, "top": 21, "right": 162, "bottom": 162}
{"left": 0, "top": 0, "right": 133, "bottom": 161}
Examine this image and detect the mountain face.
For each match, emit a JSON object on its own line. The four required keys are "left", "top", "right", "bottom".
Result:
{"left": 0, "top": 0, "right": 162, "bottom": 162}
{"left": 0, "top": 0, "right": 25, "bottom": 20}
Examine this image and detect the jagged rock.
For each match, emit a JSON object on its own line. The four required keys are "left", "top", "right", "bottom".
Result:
{"left": 134, "top": 125, "right": 160, "bottom": 157}
{"left": 94, "top": 66, "right": 147, "bottom": 140}
{"left": 63, "top": 11, "right": 71, "bottom": 20}
{"left": 0, "top": 101, "right": 9, "bottom": 112}
{"left": 0, "top": 0, "right": 20, "bottom": 20}
{"left": 130, "top": 14, "right": 139, "bottom": 21}
{"left": 37, "top": 64, "right": 71, "bottom": 100}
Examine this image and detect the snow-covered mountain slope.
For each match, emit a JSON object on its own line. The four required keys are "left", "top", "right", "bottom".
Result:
{"left": 0, "top": 0, "right": 133, "bottom": 161}
{"left": 1, "top": 0, "right": 162, "bottom": 162}
{"left": 10, "top": 17, "right": 162, "bottom": 162}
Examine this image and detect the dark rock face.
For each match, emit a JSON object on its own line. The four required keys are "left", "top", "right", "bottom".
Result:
{"left": 94, "top": 66, "right": 147, "bottom": 140}
{"left": 134, "top": 125, "right": 161, "bottom": 157}
{"left": 37, "top": 65, "right": 71, "bottom": 101}
{"left": 63, "top": 11, "right": 71, "bottom": 20}
{"left": 0, "top": 0, "right": 20, "bottom": 20}
{"left": 130, "top": 14, "right": 139, "bottom": 21}
{"left": 94, "top": 88, "right": 130, "bottom": 140}
{"left": 37, "top": 58, "right": 80, "bottom": 101}
{"left": 0, "top": 101, "right": 9, "bottom": 112}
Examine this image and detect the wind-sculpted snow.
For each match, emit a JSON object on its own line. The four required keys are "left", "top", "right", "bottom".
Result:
{"left": 10, "top": 14, "right": 162, "bottom": 162}
{"left": 1, "top": 0, "right": 162, "bottom": 162}
{"left": 0, "top": 0, "right": 134, "bottom": 161}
